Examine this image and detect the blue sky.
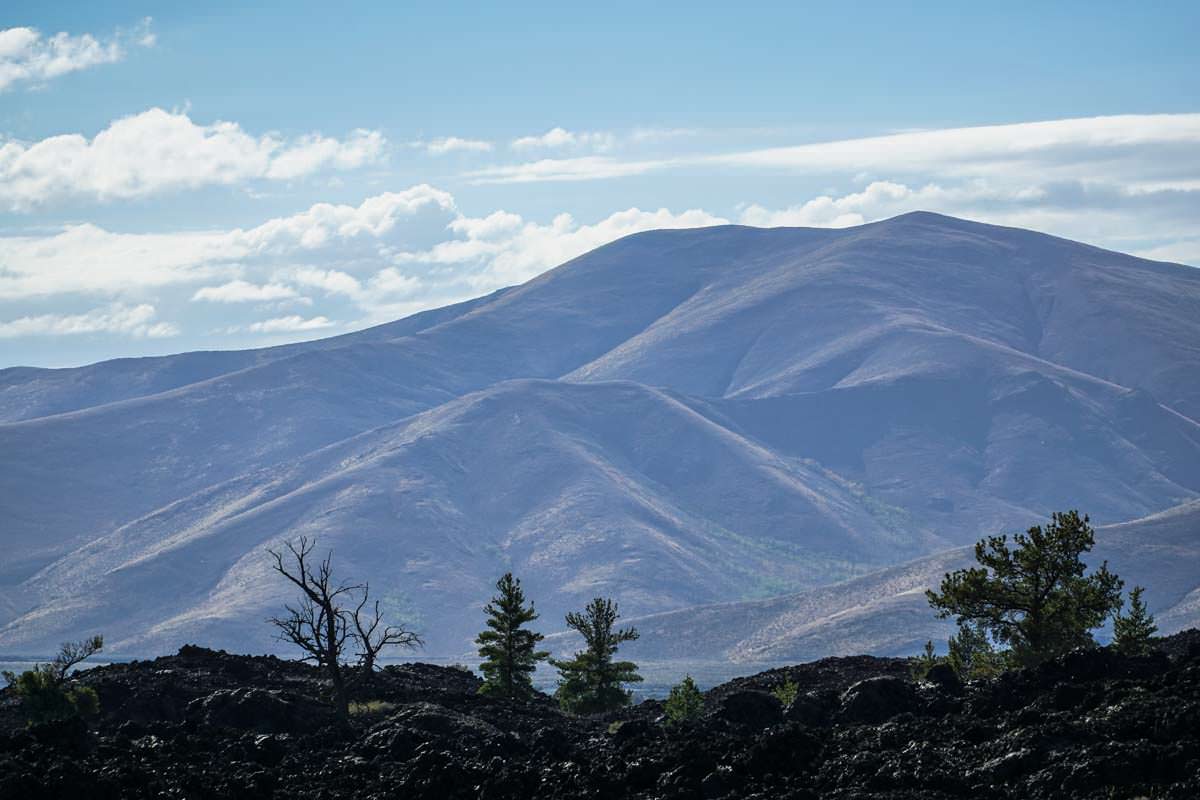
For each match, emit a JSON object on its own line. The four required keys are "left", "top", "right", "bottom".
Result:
{"left": 2, "top": 1, "right": 1198, "bottom": 367}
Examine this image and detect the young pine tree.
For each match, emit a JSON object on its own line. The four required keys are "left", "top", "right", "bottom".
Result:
{"left": 551, "top": 597, "right": 642, "bottom": 714}
{"left": 475, "top": 573, "right": 549, "bottom": 698}
{"left": 1113, "top": 585, "right": 1158, "bottom": 656}
{"left": 663, "top": 675, "right": 705, "bottom": 726}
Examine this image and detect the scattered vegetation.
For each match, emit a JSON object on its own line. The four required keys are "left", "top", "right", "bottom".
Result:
{"left": 1113, "top": 585, "right": 1158, "bottom": 656}
{"left": 267, "top": 537, "right": 422, "bottom": 719}
{"left": 348, "top": 699, "right": 398, "bottom": 716}
{"left": 2, "top": 634, "right": 104, "bottom": 726}
{"left": 771, "top": 679, "right": 799, "bottom": 708}
{"left": 551, "top": 597, "right": 642, "bottom": 714}
{"left": 926, "top": 510, "right": 1124, "bottom": 667}
{"left": 663, "top": 675, "right": 705, "bottom": 725}
{"left": 475, "top": 572, "right": 549, "bottom": 699}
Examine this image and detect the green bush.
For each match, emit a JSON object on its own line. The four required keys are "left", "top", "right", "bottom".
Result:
{"left": 3, "top": 666, "right": 100, "bottom": 726}
{"left": 663, "top": 675, "right": 704, "bottom": 726}
{"left": 771, "top": 679, "right": 799, "bottom": 708}
{"left": 1, "top": 635, "right": 104, "bottom": 726}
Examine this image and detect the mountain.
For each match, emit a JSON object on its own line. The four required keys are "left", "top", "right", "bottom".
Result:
{"left": 2, "top": 212, "right": 1199, "bottom": 657}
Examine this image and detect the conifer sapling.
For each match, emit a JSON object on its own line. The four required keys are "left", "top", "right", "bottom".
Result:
{"left": 475, "top": 572, "right": 549, "bottom": 698}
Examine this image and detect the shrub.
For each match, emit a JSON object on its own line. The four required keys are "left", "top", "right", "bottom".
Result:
{"left": 910, "top": 641, "right": 940, "bottom": 681}
{"left": 1, "top": 635, "right": 104, "bottom": 726}
{"left": 771, "top": 679, "right": 799, "bottom": 708}
{"left": 349, "top": 699, "right": 397, "bottom": 716}
{"left": 663, "top": 675, "right": 705, "bottom": 725}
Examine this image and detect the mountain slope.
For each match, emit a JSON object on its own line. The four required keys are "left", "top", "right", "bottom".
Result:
{"left": 0, "top": 379, "right": 934, "bottom": 654}
{"left": 2, "top": 212, "right": 1199, "bottom": 658}
{"left": 611, "top": 500, "right": 1200, "bottom": 663}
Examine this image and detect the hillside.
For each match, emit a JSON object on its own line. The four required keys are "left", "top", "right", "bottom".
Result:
{"left": 606, "top": 500, "right": 1200, "bottom": 663}
{"left": 2, "top": 212, "right": 1199, "bottom": 657}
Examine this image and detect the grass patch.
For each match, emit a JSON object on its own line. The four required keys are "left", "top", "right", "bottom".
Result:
{"left": 349, "top": 700, "right": 397, "bottom": 716}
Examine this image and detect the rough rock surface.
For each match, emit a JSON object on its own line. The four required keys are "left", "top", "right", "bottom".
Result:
{"left": 2, "top": 633, "right": 1199, "bottom": 798}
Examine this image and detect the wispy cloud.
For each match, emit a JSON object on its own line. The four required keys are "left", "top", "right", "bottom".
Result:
{"left": 511, "top": 127, "right": 615, "bottom": 152}
{"left": 468, "top": 114, "right": 1200, "bottom": 187}
{"left": 245, "top": 315, "right": 335, "bottom": 333}
{"left": 420, "top": 136, "right": 493, "bottom": 155}
{"left": 191, "top": 280, "right": 302, "bottom": 303}
{"left": 0, "top": 18, "right": 154, "bottom": 92}
{"left": 0, "top": 303, "right": 177, "bottom": 339}
{"left": 0, "top": 108, "right": 387, "bottom": 209}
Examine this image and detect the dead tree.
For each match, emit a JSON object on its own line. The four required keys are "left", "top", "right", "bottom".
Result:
{"left": 268, "top": 537, "right": 422, "bottom": 718}
{"left": 268, "top": 537, "right": 358, "bottom": 719}
{"left": 352, "top": 585, "right": 423, "bottom": 674}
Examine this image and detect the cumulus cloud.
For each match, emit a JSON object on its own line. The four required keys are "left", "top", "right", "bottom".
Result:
{"left": 0, "top": 184, "right": 454, "bottom": 300}
{"left": 0, "top": 108, "right": 387, "bottom": 209}
{"left": 0, "top": 303, "right": 177, "bottom": 338}
{"left": 0, "top": 18, "right": 154, "bottom": 92}
{"left": 191, "top": 280, "right": 301, "bottom": 303}
{"left": 421, "top": 137, "right": 493, "bottom": 155}
{"left": 511, "top": 127, "right": 615, "bottom": 152}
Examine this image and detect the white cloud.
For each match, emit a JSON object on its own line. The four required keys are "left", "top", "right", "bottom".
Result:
{"left": 0, "top": 303, "right": 177, "bottom": 338}
{"left": 0, "top": 18, "right": 154, "bottom": 92}
{"left": 191, "top": 280, "right": 300, "bottom": 303}
{"left": 0, "top": 184, "right": 455, "bottom": 300}
{"left": 0, "top": 108, "right": 387, "bottom": 209}
{"left": 245, "top": 315, "right": 335, "bottom": 333}
{"left": 511, "top": 127, "right": 615, "bottom": 152}
{"left": 422, "top": 137, "right": 493, "bottom": 155}
{"left": 472, "top": 114, "right": 1200, "bottom": 187}
{"left": 467, "top": 155, "right": 668, "bottom": 184}
{"left": 399, "top": 205, "right": 728, "bottom": 288}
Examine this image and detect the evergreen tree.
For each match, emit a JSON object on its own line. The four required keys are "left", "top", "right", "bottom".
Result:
{"left": 946, "top": 621, "right": 1008, "bottom": 679}
{"left": 551, "top": 597, "right": 642, "bottom": 714}
{"left": 927, "top": 510, "right": 1124, "bottom": 666}
{"left": 1113, "top": 585, "right": 1157, "bottom": 656}
{"left": 475, "top": 572, "right": 549, "bottom": 698}
{"left": 663, "top": 675, "right": 705, "bottom": 725}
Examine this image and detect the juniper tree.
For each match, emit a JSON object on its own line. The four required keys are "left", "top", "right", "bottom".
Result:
{"left": 551, "top": 597, "right": 642, "bottom": 714}
{"left": 926, "top": 510, "right": 1124, "bottom": 666}
{"left": 1113, "top": 585, "right": 1157, "bottom": 656}
{"left": 475, "top": 572, "right": 549, "bottom": 698}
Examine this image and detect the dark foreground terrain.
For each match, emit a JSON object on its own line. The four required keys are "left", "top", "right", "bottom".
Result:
{"left": 3, "top": 632, "right": 1199, "bottom": 799}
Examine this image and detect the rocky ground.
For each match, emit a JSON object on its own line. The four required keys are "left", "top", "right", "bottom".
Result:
{"left": 2, "top": 632, "right": 1199, "bottom": 799}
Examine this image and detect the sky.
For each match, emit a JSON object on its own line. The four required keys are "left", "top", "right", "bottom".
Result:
{"left": 1, "top": 1, "right": 1198, "bottom": 368}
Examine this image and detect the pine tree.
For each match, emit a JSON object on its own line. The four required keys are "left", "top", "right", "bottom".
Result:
{"left": 551, "top": 597, "right": 642, "bottom": 714}
{"left": 475, "top": 573, "right": 549, "bottom": 698}
{"left": 1113, "top": 585, "right": 1157, "bottom": 656}
{"left": 926, "top": 510, "right": 1124, "bottom": 666}
{"left": 664, "top": 675, "right": 705, "bottom": 725}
